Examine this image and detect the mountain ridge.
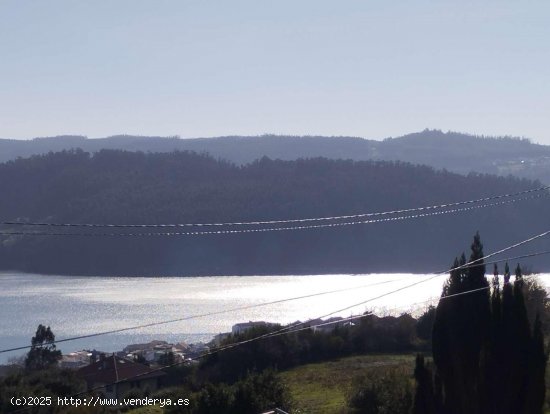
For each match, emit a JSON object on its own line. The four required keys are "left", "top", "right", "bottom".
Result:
{"left": 2, "top": 130, "right": 550, "bottom": 182}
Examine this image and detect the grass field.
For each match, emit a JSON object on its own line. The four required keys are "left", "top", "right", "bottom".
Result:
{"left": 127, "top": 353, "right": 550, "bottom": 413}
{"left": 280, "top": 354, "right": 416, "bottom": 414}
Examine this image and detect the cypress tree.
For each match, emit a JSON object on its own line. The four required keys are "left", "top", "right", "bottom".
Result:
{"left": 512, "top": 264, "right": 531, "bottom": 412}
{"left": 432, "top": 257, "right": 463, "bottom": 413}
{"left": 504, "top": 262, "right": 511, "bottom": 285}
{"left": 525, "top": 313, "right": 547, "bottom": 414}
{"left": 463, "top": 234, "right": 491, "bottom": 413}
{"left": 485, "top": 263, "right": 502, "bottom": 413}
{"left": 412, "top": 354, "right": 436, "bottom": 414}
{"left": 499, "top": 261, "right": 519, "bottom": 414}
{"left": 430, "top": 236, "right": 546, "bottom": 414}
{"left": 490, "top": 264, "right": 501, "bottom": 330}
{"left": 432, "top": 233, "right": 490, "bottom": 414}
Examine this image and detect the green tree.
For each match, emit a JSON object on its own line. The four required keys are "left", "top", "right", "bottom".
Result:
{"left": 0, "top": 367, "right": 86, "bottom": 413}
{"left": 347, "top": 365, "right": 413, "bottom": 414}
{"left": 432, "top": 233, "right": 490, "bottom": 414}
{"left": 525, "top": 314, "right": 547, "bottom": 413}
{"left": 426, "top": 235, "right": 546, "bottom": 414}
{"left": 187, "top": 383, "right": 234, "bottom": 414}
{"left": 25, "top": 324, "right": 61, "bottom": 371}
{"left": 231, "top": 370, "right": 292, "bottom": 414}
{"left": 416, "top": 305, "right": 436, "bottom": 342}
{"left": 412, "top": 354, "right": 436, "bottom": 414}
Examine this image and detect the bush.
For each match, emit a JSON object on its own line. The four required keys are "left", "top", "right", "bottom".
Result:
{"left": 347, "top": 365, "right": 413, "bottom": 414}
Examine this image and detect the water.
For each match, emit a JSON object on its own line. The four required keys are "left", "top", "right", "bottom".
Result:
{"left": 1, "top": 272, "right": 549, "bottom": 363}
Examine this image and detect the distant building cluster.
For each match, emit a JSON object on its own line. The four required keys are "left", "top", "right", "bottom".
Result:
{"left": 122, "top": 340, "right": 187, "bottom": 363}
{"left": 57, "top": 340, "right": 211, "bottom": 399}
{"left": 46, "top": 318, "right": 354, "bottom": 399}
{"left": 231, "top": 321, "right": 278, "bottom": 335}
{"left": 59, "top": 350, "right": 93, "bottom": 370}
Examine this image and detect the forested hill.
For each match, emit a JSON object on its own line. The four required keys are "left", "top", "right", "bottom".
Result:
{"left": 2, "top": 130, "right": 550, "bottom": 183}
{"left": 0, "top": 150, "right": 549, "bottom": 276}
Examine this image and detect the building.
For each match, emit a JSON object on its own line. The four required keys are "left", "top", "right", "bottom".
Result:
{"left": 59, "top": 351, "right": 92, "bottom": 369}
{"left": 77, "top": 354, "right": 165, "bottom": 399}
{"left": 124, "top": 341, "right": 185, "bottom": 364}
{"left": 231, "top": 321, "right": 276, "bottom": 335}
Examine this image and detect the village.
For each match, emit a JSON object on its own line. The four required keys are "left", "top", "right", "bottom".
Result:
{"left": 54, "top": 317, "right": 352, "bottom": 399}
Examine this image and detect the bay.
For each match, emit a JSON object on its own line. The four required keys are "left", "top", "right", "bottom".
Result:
{"left": 1, "top": 272, "right": 548, "bottom": 363}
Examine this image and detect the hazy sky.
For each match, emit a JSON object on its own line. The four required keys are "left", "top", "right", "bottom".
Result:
{"left": 1, "top": 1, "right": 549, "bottom": 143}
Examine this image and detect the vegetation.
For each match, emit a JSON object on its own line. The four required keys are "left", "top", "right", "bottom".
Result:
{"left": 278, "top": 354, "right": 414, "bottom": 413}
{"left": 0, "top": 326, "right": 83, "bottom": 413}
{"left": 199, "top": 313, "right": 421, "bottom": 384}
{"left": 1, "top": 234, "right": 548, "bottom": 413}
{"left": 415, "top": 234, "right": 548, "bottom": 413}
{"left": 161, "top": 370, "right": 292, "bottom": 414}
{"left": 1, "top": 130, "right": 550, "bottom": 183}
{"left": 0, "top": 149, "right": 548, "bottom": 275}
{"left": 0, "top": 367, "right": 85, "bottom": 413}
{"left": 415, "top": 305, "right": 436, "bottom": 343}
{"left": 24, "top": 324, "right": 61, "bottom": 371}
{"left": 347, "top": 365, "right": 413, "bottom": 414}
{"left": 0, "top": 316, "right": 422, "bottom": 413}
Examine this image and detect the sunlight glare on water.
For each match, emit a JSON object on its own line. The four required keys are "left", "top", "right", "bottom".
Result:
{"left": 1, "top": 272, "right": 549, "bottom": 362}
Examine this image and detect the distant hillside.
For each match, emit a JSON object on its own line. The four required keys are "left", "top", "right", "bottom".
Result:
{"left": 378, "top": 130, "right": 550, "bottom": 180}
{"left": 2, "top": 130, "right": 550, "bottom": 182}
{"left": 0, "top": 150, "right": 548, "bottom": 276}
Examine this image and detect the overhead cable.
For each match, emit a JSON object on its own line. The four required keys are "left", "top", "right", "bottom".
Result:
{"left": 0, "top": 276, "right": 410, "bottom": 354}
{"left": 237, "top": 228, "right": 550, "bottom": 342}
{"left": 11, "top": 228, "right": 550, "bottom": 410}
{"left": 1, "top": 193, "right": 548, "bottom": 238}
{"left": 2, "top": 246, "right": 550, "bottom": 355}
{"left": 66, "top": 273, "right": 541, "bottom": 403}
{"left": 2, "top": 185, "right": 548, "bottom": 229}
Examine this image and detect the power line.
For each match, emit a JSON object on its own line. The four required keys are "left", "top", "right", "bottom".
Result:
{"left": 6, "top": 202, "right": 550, "bottom": 412}
{"left": 2, "top": 185, "right": 548, "bottom": 229}
{"left": 65, "top": 273, "right": 540, "bottom": 403}
{"left": 77, "top": 228, "right": 550, "bottom": 385}
{"left": 230, "top": 228, "right": 550, "bottom": 343}
{"left": 10, "top": 230, "right": 549, "bottom": 411}
{"left": 234, "top": 274, "right": 535, "bottom": 345}
{"left": 0, "top": 276, "right": 411, "bottom": 354}
{"left": 1, "top": 192, "right": 547, "bottom": 237}
{"left": 70, "top": 269, "right": 542, "bottom": 385}
{"left": 459, "top": 250, "right": 550, "bottom": 271}
{"left": 231, "top": 285, "right": 505, "bottom": 341}
{"left": 3, "top": 246, "right": 550, "bottom": 356}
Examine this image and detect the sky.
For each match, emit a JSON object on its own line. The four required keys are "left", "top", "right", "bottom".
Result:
{"left": 1, "top": 1, "right": 549, "bottom": 143}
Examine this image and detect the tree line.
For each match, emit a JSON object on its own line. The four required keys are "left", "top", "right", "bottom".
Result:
{"left": 0, "top": 150, "right": 549, "bottom": 275}
{"left": 413, "top": 234, "right": 547, "bottom": 414}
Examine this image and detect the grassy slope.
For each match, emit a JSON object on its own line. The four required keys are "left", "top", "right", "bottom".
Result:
{"left": 280, "top": 354, "right": 415, "bottom": 414}
{"left": 127, "top": 353, "right": 550, "bottom": 413}
{"left": 282, "top": 354, "right": 550, "bottom": 414}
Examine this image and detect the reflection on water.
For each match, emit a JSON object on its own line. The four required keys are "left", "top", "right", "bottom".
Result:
{"left": 1, "top": 272, "right": 548, "bottom": 363}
